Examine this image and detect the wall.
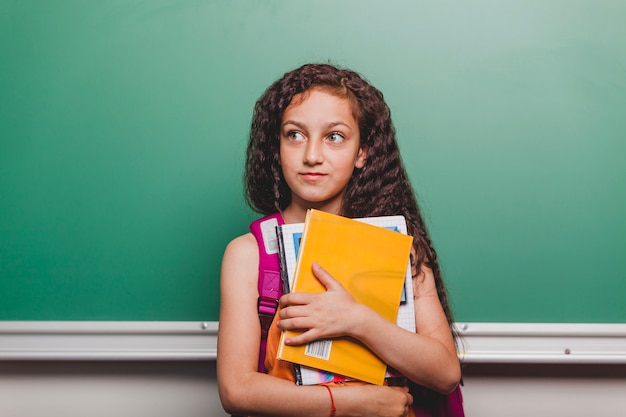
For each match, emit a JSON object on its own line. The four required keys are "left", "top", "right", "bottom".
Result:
{"left": 1, "top": 361, "right": 625, "bottom": 417}
{"left": 2, "top": 2, "right": 625, "bottom": 415}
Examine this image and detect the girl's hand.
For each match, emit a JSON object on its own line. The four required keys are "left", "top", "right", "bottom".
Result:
{"left": 338, "top": 384, "right": 413, "bottom": 417}
{"left": 277, "top": 262, "right": 368, "bottom": 345}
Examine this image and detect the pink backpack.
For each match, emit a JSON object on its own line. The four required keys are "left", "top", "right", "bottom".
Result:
{"left": 250, "top": 214, "right": 464, "bottom": 416}
{"left": 249, "top": 213, "right": 285, "bottom": 373}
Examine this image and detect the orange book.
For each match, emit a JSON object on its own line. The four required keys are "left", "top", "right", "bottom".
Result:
{"left": 276, "top": 209, "right": 413, "bottom": 385}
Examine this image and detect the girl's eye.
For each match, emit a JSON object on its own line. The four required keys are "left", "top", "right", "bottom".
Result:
{"left": 287, "top": 131, "right": 305, "bottom": 141}
{"left": 327, "top": 132, "right": 345, "bottom": 143}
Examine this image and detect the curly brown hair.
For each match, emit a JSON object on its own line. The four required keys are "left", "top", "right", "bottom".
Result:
{"left": 245, "top": 63, "right": 455, "bottom": 330}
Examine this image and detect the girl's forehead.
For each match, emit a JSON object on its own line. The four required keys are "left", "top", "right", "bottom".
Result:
{"left": 283, "top": 89, "right": 355, "bottom": 122}
{"left": 284, "top": 87, "right": 359, "bottom": 120}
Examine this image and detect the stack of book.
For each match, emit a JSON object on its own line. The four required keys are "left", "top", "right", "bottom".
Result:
{"left": 275, "top": 209, "right": 415, "bottom": 386}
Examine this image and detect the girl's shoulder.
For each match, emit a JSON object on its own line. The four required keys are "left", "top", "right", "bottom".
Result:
{"left": 223, "top": 232, "right": 258, "bottom": 263}
{"left": 221, "top": 232, "right": 260, "bottom": 295}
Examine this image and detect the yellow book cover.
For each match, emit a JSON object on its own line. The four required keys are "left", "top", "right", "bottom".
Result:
{"left": 277, "top": 209, "right": 413, "bottom": 385}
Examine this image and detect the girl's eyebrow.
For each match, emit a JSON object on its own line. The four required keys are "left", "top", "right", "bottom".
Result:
{"left": 282, "top": 120, "right": 353, "bottom": 130}
{"left": 281, "top": 119, "right": 305, "bottom": 129}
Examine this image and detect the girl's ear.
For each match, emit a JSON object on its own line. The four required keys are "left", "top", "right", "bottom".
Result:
{"left": 355, "top": 145, "right": 368, "bottom": 169}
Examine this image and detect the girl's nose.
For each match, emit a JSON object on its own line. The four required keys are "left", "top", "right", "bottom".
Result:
{"left": 303, "top": 139, "right": 323, "bottom": 165}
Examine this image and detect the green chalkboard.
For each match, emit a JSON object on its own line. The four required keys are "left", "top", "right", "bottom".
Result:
{"left": 1, "top": 1, "right": 625, "bottom": 322}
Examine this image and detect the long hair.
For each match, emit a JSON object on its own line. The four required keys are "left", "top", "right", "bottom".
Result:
{"left": 245, "top": 63, "right": 456, "bottom": 331}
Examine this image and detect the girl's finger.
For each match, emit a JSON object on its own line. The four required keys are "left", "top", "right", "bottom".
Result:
{"left": 311, "top": 262, "right": 343, "bottom": 291}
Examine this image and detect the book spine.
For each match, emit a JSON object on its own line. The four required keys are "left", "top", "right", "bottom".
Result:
{"left": 275, "top": 225, "right": 303, "bottom": 385}
{"left": 275, "top": 225, "right": 290, "bottom": 294}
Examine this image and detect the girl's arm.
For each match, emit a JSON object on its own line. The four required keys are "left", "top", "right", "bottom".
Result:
{"left": 278, "top": 263, "right": 461, "bottom": 394}
{"left": 217, "top": 234, "right": 413, "bottom": 417}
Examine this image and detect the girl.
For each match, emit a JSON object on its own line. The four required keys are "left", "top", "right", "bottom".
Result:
{"left": 218, "top": 63, "right": 461, "bottom": 417}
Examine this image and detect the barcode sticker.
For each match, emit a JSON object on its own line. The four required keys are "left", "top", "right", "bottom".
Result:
{"left": 304, "top": 339, "right": 332, "bottom": 360}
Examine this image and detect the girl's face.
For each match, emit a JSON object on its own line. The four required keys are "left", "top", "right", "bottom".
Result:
{"left": 280, "top": 88, "right": 367, "bottom": 215}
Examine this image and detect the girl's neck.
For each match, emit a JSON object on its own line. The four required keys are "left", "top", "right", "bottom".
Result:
{"left": 280, "top": 206, "right": 308, "bottom": 224}
{"left": 282, "top": 201, "right": 342, "bottom": 224}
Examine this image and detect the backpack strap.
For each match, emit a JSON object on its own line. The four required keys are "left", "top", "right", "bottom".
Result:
{"left": 249, "top": 213, "right": 285, "bottom": 373}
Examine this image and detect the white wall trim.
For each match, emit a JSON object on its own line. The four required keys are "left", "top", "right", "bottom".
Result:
{"left": 456, "top": 322, "right": 626, "bottom": 364}
{"left": 1, "top": 321, "right": 625, "bottom": 363}
{"left": 0, "top": 321, "right": 218, "bottom": 361}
